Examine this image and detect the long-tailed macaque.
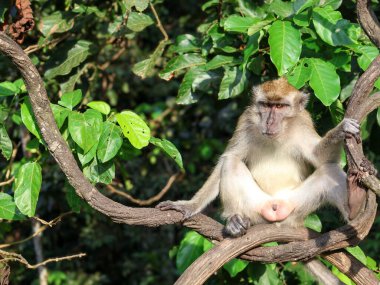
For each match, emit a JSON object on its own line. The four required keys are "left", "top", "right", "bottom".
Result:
{"left": 157, "top": 78, "right": 360, "bottom": 237}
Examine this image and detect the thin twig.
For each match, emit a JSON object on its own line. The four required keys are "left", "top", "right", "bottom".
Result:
{"left": 0, "top": 176, "right": 14, "bottom": 187}
{"left": 106, "top": 173, "right": 182, "bottom": 206}
{"left": 0, "top": 250, "right": 86, "bottom": 269}
{"left": 150, "top": 3, "right": 169, "bottom": 40}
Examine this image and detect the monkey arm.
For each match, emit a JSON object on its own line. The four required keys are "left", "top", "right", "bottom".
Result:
{"left": 312, "top": 118, "right": 360, "bottom": 166}
{"left": 156, "top": 162, "right": 222, "bottom": 219}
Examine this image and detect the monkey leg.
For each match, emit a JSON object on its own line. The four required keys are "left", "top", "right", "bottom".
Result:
{"left": 220, "top": 155, "right": 271, "bottom": 236}
{"left": 280, "top": 163, "right": 348, "bottom": 226}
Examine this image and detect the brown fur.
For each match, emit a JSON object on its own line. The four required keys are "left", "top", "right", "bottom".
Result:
{"left": 260, "top": 77, "right": 298, "bottom": 101}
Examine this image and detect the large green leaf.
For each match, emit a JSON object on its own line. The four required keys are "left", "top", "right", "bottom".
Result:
{"left": 14, "top": 162, "right": 42, "bottom": 217}
{"left": 159, "top": 54, "right": 206, "bottom": 80}
{"left": 308, "top": 58, "right": 340, "bottom": 106}
{"left": 68, "top": 109, "right": 103, "bottom": 153}
{"left": 176, "top": 231, "right": 205, "bottom": 273}
{"left": 150, "top": 137, "right": 183, "bottom": 169}
{"left": 97, "top": 122, "right": 123, "bottom": 163}
{"left": 293, "top": 0, "right": 317, "bottom": 14}
{"left": 203, "top": 55, "right": 240, "bottom": 71}
{"left": 218, "top": 67, "right": 248, "bottom": 99}
{"left": 51, "top": 104, "right": 70, "bottom": 129}
{"left": 168, "top": 34, "right": 201, "bottom": 54}
{"left": 286, "top": 59, "right": 311, "bottom": 89}
{"left": 0, "top": 124, "right": 12, "bottom": 160}
{"left": 268, "top": 20, "right": 301, "bottom": 76}
{"left": 45, "top": 40, "right": 92, "bottom": 79}
{"left": 87, "top": 101, "right": 111, "bottom": 115}
{"left": 247, "top": 18, "right": 274, "bottom": 35}
{"left": 223, "top": 259, "right": 249, "bottom": 277}
{"left": 346, "top": 246, "right": 367, "bottom": 265}
{"left": 116, "top": 111, "right": 150, "bottom": 149}
{"left": 21, "top": 98, "right": 42, "bottom": 140}
{"left": 243, "top": 31, "right": 264, "bottom": 62}
{"left": 357, "top": 46, "right": 379, "bottom": 70}
{"left": 126, "top": 12, "right": 154, "bottom": 32}
{"left": 312, "top": 6, "right": 353, "bottom": 46}
{"left": 269, "top": 0, "right": 294, "bottom": 18}
{"left": 0, "top": 81, "right": 18, "bottom": 97}
{"left": 83, "top": 159, "right": 115, "bottom": 184}
{"left": 0, "top": 193, "right": 24, "bottom": 220}
{"left": 223, "top": 15, "right": 259, "bottom": 33}
{"left": 38, "top": 11, "right": 75, "bottom": 37}
{"left": 58, "top": 89, "right": 83, "bottom": 110}
{"left": 77, "top": 143, "right": 98, "bottom": 166}
{"left": 304, "top": 214, "right": 322, "bottom": 232}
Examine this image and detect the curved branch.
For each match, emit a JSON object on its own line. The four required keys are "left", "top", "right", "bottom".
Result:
{"left": 175, "top": 191, "right": 377, "bottom": 285}
{"left": 0, "top": 25, "right": 378, "bottom": 285}
{"left": 357, "top": 0, "right": 380, "bottom": 48}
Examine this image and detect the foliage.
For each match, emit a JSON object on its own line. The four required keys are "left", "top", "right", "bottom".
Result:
{"left": 0, "top": 0, "right": 379, "bottom": 284}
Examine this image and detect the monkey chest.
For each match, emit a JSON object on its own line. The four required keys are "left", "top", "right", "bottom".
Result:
{"left": 248, "top": 154, "right": 307, "bottom": 195}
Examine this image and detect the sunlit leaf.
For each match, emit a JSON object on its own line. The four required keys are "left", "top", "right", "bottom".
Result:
{"left": 14, "top": 162, "right": 42, "bottom": 217}
{"left": 87, "top": 101, "right": 111, "bottom": 115}
{"left": 304, "top": 214, "right": 322, "bottom": 232}
{"left": 218, "top": 67, "right": 248, "bottom": 99}
{"left": 268, "top": 20, "right": 301, "bottom": 75}
{"left": 116, "top": 111, "right": 150, "bottom": 149}
{"left": 38, "top": 11, "right": 75, "bottom": 37}
{"left": 176, "top": 231, "right": 205, "bottom": 273}
{"left": 58, "top": 89, "right": 83, "bottom": 110}
{"left": 126, "top": 12, "right": 154, "bottom": 32}
{"left": 159, "top": 54, "right": 206, "bottom": 80}
{"left": 0, "top": 193, "right": 24, "bottom": 220}
{"left": 150, "top": 137, "right": 183, "bottom": 169}
{"left": 21, "top": 98, "right": 42, "bottom": 140}
{"left": 223, "top": 259, "right": 249, "bottom": 277}
{"left": 97, "top": 122, "right": 123, "bottom": 163}
{"left": 0, "top": 124, "right": 12, "bottom": 160}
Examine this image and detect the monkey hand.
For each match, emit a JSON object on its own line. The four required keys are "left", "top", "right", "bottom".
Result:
{"left": 156, "top": 200, "right": 197, "bottom": 220}
{"left": 341, "top": 118, "right": 360, "bottom": 142}
{"left": 224, "top": 214, "right": 251, "bottom": 237}
{"left": 260, "top": 199, "right": 294, "bottom": 222}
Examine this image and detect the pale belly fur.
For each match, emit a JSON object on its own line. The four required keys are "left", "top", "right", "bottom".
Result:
{"left": 249, "top": 153, "right": 304, "bottom": 196}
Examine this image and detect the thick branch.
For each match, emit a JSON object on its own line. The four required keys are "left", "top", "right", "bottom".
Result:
{"left": 357, "top": 0, "right": 380, "bottom": 48}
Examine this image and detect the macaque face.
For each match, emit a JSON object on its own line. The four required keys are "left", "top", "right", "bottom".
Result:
{"left": 257, "top": 100, "right": 293, "bottom": 137}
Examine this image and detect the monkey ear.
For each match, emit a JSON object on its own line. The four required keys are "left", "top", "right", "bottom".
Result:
{"left": 299, "top": 92, "right": 310, "bottom": 109}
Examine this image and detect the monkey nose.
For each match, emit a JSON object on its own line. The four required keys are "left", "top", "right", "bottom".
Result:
{"left": 272, "top": 204, "right": 278, "bottom": 211}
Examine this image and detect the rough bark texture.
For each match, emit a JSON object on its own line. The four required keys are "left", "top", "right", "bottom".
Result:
{"left": 0, "top": 0, "right": 379, "bottom": 283}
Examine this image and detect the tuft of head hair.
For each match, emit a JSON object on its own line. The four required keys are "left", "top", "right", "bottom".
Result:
{"left": 253, "top": 77, "right": 309, "bottom": 108}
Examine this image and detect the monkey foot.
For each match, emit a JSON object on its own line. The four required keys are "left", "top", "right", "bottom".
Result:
{"left": 156, "top": 201, "right": 196, "bottom": 220}
{"left": 224, "top": 214, "right": 251, "bottom": 237}
{"left": 260, "top": 200, "right": 294, "bottom": 222}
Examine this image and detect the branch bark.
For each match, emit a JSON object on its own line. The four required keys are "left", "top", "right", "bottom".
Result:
{"left": 0, "top": 0, "right": 379, "bottom": 282}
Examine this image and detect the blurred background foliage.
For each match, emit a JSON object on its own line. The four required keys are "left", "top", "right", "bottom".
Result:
{"left": 0, "top": 0, "right": 379, "bottom": 284}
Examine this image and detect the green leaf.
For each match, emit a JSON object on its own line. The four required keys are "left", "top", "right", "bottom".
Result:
{"left": 244, "top": 31, "right": 264, "bottom": 62}
{"left": 286, "top": 59, "right": 311, "bottom": 89}
{"left": 83, "top": 159, "right": 115, "bottom": 184}
{"left": 293, "top": 0, "right": 317, "bottom": 14}
{"left": 60, "top": 66, "right": 86, "bottom": 94}
{"left": 14, "top": 162, "right": 42, "bottom": 217}
{"left": 269, "top": 0, "right": 294, "bottom": 18}
{"left": 176, "top": 231, "right": 205, "bottom": 273}
{"left": 308, "top": 58, "right": 340, "bottom": 106}
{"left": 223, "top": 259, "right": 249, "bottom": 277}
{"left": 248, "top": 263, "right": 281, "bottom": 284}
{"left": 116, "top": 111, "right": 151, "bottom": 149}
{"left": 224, "top": 15, "right": 259, "bottom": 33}
{"left": 159, "top": 54, "right": 206, "bottom": 80}
{"left": 51, "top": 104, "right": 70, "bottom": 129}
{"left": 247, "top": 18, "right": 274, "bottom": 35}
{"left": 331, "top": 266, "right": 355, "bottom": 285}
{"left": 135, "top": 0, "right": 150, "bottom": 12}
{"left": 132, "top": 40, "right": 169, "bottom": 79}
{"left": 97, "top": 122, "right": 123, "bottom": 163}
{"left": 346, "top": 246, "right": 367, "bottom": 265}
{"left": 168, "top": 34, "right": 201, "bottom": 54}
{"left": 77, "top": 143, "right": 98, "bottom": 166}
{"left": 126, "top": 12, "right": 154, "bottom": 32}
{"left": 312, "top": 6, "right": 353, "bottom": 46}
{"left": 0, "top": 125, "right": 12, "bottom": 160}
{"left": 293, "top": 10, "right": 311, "bottom": 26}
{"left": 268, "top": 20, "right": 302, "bottom": 76}
{"left": 21, "top": 98, "right": 42, "bottom": 140}
{"left": 304, "top": 214, "right": 322, "bottom": 232}
{"left": 150, "top": 137, "right": 183, "bottom": 169}
{"left": 45, "top": 40, "right": 92, "bottom": 79}
{"left": 0, "top": 193, "right": 25, "bottom": 220}
{"left": 65, "top": 185, "right": 84, "bottom": 213}
{"left": 203, "top": 55, "right": 239, "bottom": 71}
{"left": 38, "top": 11, "right": 75, "bottom": 37}
{"left": 68, "top": 109, "right": 103, "bottom": 153}
{"left": 0, "top": 81, "right": 18, "bottom": 97}
{"left": 357, "top": 46, "right": 379, "bottom": 70}
{"left": 377, "top": 108, "right": 380, "bottom": 127}
{"left": 321, "top": 0, "right": 342, "bottom": 10}
{"left": 87, "top": 101, "right": 111, "bottom": 115}
{"left": 58, "top": 90, "right": 83, "bottom": 110}
{"left": 218, "top": 67, "right": 248, "bottom": 99}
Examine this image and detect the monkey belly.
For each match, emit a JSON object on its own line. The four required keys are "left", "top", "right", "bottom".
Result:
{"left": 250, "top": 159, "right": 304, "bottom": 195}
